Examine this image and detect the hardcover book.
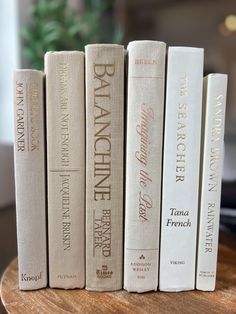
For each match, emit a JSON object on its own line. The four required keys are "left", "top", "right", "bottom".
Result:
{"left": 13, "top": 70, "right": 47, "bottom": 290}
{"left": 159, "top": 47, "right": 204, "bottom": 291}
{"left": 85, "top": 44, "right": 124, "bottom": 291}
{"left": 196, "top": 74, "right": 228, "bottom": 291}
{"left": 45, "top": 51, "right": 85, "bottom": 289}
{"left": 124, "top": 40, "right": 166, "bottom": 292}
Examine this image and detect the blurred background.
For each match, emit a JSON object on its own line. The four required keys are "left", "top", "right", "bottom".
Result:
{"left": 0, "top": 0, "right": 236, "bottom": 310}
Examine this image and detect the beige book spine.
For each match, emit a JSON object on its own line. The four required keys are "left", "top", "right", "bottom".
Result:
{"left": 196, "top": 74, "right": 228, "bottom": 291}
{"left": 45, "top": 51, "right": 85, "bottom": 289}
{"left": 124, "top": 40, "right": 166, "bottom": 292}
{"left": 85, "top": 44, "right": 124, "bottom": 291}
{"left": 13, "top": 70, "right": 47, "bottom": 290}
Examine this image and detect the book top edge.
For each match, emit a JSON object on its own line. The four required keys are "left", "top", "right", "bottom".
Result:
{"left": 127, "top": 40, "right": 166, "bottom": 47}
{"left": 205, "top": 73, "right": 228, "bottom": 79}
{"left": 85, "top": 44, "right": 124, "bottom": 50}
{"left": 45, "top": 51, "right": 84, "bottom": 56}
{"left": 169, "top": 46, "right": 204, "bottom": 52}
{"left": 14, "top": 69, "right": 43, "bottom": 73}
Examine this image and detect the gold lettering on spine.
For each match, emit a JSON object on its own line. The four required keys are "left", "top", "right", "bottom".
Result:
{"left": 208, "top": 94, "right": 223, "bottom": 192}
{"left": 59, "top": 63, "right": 70, "bottom": 167}
{"left": 167, "top": 74, "right": 191, "bottom": 228}
{"left": 15, "top": 78, "right": 41, "bottom": 153}
{"left": 60, "top": 174, "right": 71, "bottom": 251}
{"left": 58, "top": 63, "right": 72, "bottom": 250}
{"left": 15, "top": 81, "right": 25, "bottom": 152}
{"left": 93, "top": 63, "right": 114, "bottom": 201}
{"left": 135, "top": 58, "right": 158, "bottom": 65}
{"left": 135, "top": 103, "right": 154, "bottom": 222}
{"left": 93, "top": 63, "right": 115, "bottom": 259}
{"left": 94, "top": 209, "right": 111, "bottom": 257}
{"left": 204, "top": 203, "right": 215, "bottom": 253}
{"left": 204, "top": 90, "right": 225, "bottom": 253}
{"left": 29, "top": 82, "right": 40, "bottom": 151}
{"left": 176, "top": 74, "right": 188, "bottom": 182}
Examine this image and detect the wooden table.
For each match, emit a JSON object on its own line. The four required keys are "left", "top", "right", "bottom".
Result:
{"left": 1, "top": 244, "right": 236, "bottom": 314}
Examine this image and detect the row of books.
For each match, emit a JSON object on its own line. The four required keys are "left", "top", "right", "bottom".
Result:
{"left": 13, "top": 41, "right": 227, "bottom": 292}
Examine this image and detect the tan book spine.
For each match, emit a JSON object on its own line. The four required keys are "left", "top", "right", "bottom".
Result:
{"left": 85, "top": 44, "right": 124, "bottom": 291}
{"left": 124, "top": 40, "right": 166, "bottom": 292}
{"left": 13, "top": 70, "right": 47, "bottom": 290}
{"left": 45, "top": 51, "right": 85, "bottom": 289}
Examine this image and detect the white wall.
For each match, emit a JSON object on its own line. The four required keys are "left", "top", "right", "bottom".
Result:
{"left": 0, "top": 0, "right": 20, "bottom": 143}
{"left": 0, "top": 0, "right": 22, "bottom": 206}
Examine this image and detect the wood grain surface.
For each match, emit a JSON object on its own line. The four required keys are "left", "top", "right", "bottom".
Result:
{"left": 1, "top": 244, "right": 236, "bottom": 314}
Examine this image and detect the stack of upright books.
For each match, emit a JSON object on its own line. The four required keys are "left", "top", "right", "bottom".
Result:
{"left": 13, "top": 40, "right": 227, "bottom": 293}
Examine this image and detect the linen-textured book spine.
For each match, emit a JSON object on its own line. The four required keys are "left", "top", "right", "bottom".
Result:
{"left": 124, "top": 40, "right": 166, "bottom": 292}
{"left": 85, "top": 44, "right": 124, "bottom": 291}
{"left": 13, "top": 70, "right": 47, "bottom": 290}
{"left": 196, "top": 74, "right": 228, "bottom": 291}
{"left": 45, "top": 51, "right": 85, "bottom": 289}
{"left": 159, "top": 47, "right": 204, "bottom": 291}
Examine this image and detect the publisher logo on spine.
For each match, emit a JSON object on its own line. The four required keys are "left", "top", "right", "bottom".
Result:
{"left": 96, "top": 265, "right": 113, "bottom": 279}
{"left": 21, "top": 272, "right": 42, "bottom": 282}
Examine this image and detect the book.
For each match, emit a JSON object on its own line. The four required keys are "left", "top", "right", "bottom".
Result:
{"left": 85, "top": 44, "right": 124, "bottom": 291}
{"left": 196, "top": 74, "right": 228, "bottom": 291}
{"left": 124, "top": 40, "right": 166, "bottom": 292}
{"left": 159, "top": 47, "right": 204, "bottom": 291}
{"left": 13, "top": 70, "right": 47, "bottom": 290}
{"left": 45, "top": 51, "right": 85, "bottom": 289}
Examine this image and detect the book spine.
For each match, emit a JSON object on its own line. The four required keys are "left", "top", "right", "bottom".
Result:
{"left": 85, "top": 44, "right": 124, "bottom": 291}
{"left": 45, "top": 51, "right": 85, "bottom": 289}
{"left": 196, "top": 74, "right": 228, "bottom": 291}
{"left": 159, "top": 47, "right": 204, "bottom": 291}
{"left": 13, "top": 70, "right": 47, "bottom": 290}
{"left": 124, "top": 40, "right": 166, "bottom": 292}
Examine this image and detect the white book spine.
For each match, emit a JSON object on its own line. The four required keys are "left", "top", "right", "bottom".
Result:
{"left": 45, "top": 51, "right": 85, "bottom": 289}
{"left": 196, "top": 74, "right": 228, "bottom": 291}
{"left": 13, "top": 70, "right": 47, "bottom": 290}
{"left": 124, "top": 40, "right": 166, "bottom": 292}
{"left": 159, "top": 47, "right": 204, "bottom": 291}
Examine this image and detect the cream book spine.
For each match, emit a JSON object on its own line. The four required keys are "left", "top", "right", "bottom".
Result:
{"left": 196, "top": 74, "right": 228, "bottom": 291}
{"left": 13, "top": 70, "right": 47, "bottom": 290}
{"left": 124, "top": 40, "right": 166, "bottom": 293}
{"left": 159, "top": 47, "right": 204, "bottom": 291}
{"left": 45, "top": 51, "right": 85, "bottom": 289}
{"left": 85, "top": 44, "right": 124, "bottom": 291}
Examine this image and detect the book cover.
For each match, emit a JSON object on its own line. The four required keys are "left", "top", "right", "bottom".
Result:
{"left": 124, "top": 40, "right": 166, "bottom": 292}
{"left": 159, "top": 47, "right": 204, "bottom": 291}
{"left": 196, "top": 74, "right": 228, "bottom": 291}
{"left": 85, "top": 44, "right": 124, "bottom": 291}
{"left": 13, "top": 70, "right": 47, "bottom": 290}
{"left": 45, "top": 51, "right": 85, "bottom": 289}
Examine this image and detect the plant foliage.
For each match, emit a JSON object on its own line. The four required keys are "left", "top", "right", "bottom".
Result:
{"left": 22, "top": 0, "right": 124, "bottom": 69}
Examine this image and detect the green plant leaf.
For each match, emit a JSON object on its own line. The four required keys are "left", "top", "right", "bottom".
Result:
{"left": 21, "top": 0, "right": 125, "bottom": 68}
{"left": 23, "top": 47, "right": 36, "bottom": 62}
{"left": 68, "top": 23, "right": 83, "bottom": 36}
